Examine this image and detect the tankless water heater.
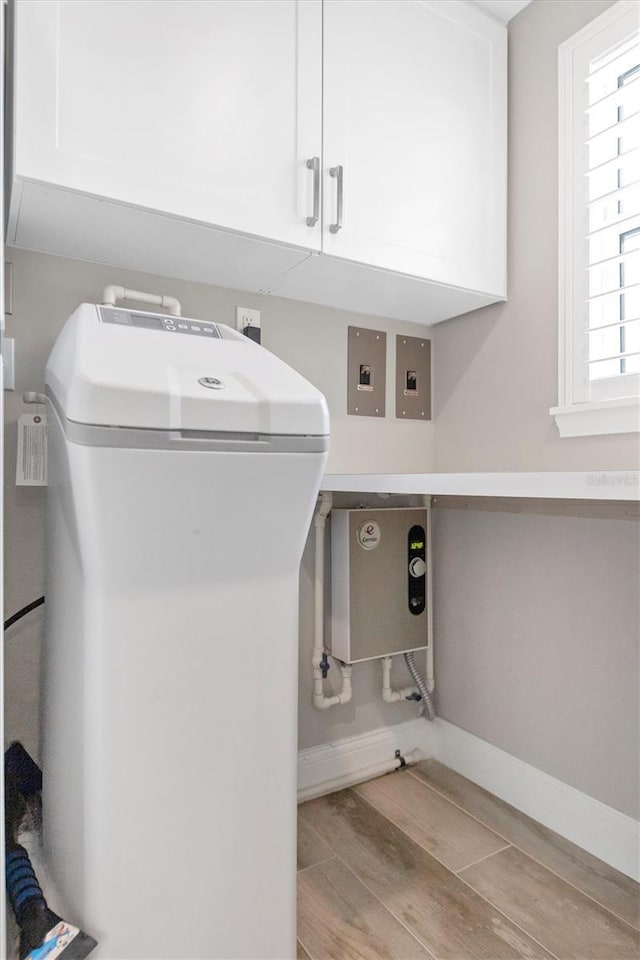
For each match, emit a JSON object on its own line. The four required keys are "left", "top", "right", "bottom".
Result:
{"left": 330, "top": 507, "right": 430, "bottom": 663}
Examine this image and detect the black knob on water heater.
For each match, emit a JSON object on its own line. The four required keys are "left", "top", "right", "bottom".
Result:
{"left": 407, "top": 524, "right": 426, "bottom": 616}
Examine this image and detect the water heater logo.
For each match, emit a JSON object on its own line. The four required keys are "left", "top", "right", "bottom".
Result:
{"left": 357, "top": 520, "right": 381, "bottom": 551}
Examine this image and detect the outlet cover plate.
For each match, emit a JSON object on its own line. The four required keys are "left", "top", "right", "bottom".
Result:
{"left": 235, "top": 306, "right": 261, "bottom": 331}
{"left": 396, "top": 334, "right": 431, "bottom": 420}
{"left": 347, "top": 326, "right": 386, "bottom": 417}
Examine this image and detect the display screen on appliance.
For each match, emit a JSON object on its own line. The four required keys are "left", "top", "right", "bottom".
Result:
{"left": 99, "top": 307, "right": 221, "bottom": 339}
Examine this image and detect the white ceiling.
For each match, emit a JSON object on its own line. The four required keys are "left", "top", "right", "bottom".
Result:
{"left": 470, "top": 0, "right": 532, "bottom": 23}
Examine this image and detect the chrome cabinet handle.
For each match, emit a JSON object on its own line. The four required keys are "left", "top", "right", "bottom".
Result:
{"left": 306, "top": 156, "right": 320, "bottom": 227}
{"left": 329, "top": 165, "right": 343, "bottom": 234}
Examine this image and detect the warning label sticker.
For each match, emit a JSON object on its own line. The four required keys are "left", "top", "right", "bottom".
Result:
{"left": 16, "top": 413, "right": 47, "bottom": 486}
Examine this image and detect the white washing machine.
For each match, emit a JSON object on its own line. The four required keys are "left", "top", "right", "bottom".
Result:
{"left": 42, "top": 301, "right": 329, "bottom": 959}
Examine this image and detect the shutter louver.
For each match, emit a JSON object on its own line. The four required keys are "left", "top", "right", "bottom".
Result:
{"left": 586, "top": 36, "right": 640, "bottom": 385}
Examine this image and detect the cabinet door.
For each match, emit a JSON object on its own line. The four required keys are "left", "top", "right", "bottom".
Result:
{"left": 15, "top": 0, "right": 322, "bottom": 250}
{"left": 322, "top": 0, "right": 506, "bottom": 296}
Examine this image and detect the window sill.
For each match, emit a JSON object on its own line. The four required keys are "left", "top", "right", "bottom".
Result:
{"left": 550, "top": 397, "right": 640, "bottom": 438}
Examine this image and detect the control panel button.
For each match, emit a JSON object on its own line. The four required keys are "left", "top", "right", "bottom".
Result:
{"left": 409, "top": 557, "right": 426, "bottom": 578}
{"left": 99, "top": 306, "right": 222, "bottom": 338}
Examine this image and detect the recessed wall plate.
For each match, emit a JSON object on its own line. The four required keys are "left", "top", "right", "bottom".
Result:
{"left": 347, "top": 325, "right": 386, "bottom": 417}
{"left": 396, "top": 334, "right": 431, "bottom": 420}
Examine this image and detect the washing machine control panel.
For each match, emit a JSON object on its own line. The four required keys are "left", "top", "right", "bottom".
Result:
{"left": 99, "top": 307, "right": 221, "bottom": 339}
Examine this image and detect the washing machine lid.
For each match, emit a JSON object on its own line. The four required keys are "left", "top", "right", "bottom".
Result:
{"left": 45, "top": 304, "right": 329, "bottom": 442}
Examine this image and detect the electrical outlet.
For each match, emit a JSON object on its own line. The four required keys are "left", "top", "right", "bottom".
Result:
{"left": 3, "top": 338, "right": 15, "bottom": 390}
{"left": 235, "top": 307, "right": 261, "bottom": 332}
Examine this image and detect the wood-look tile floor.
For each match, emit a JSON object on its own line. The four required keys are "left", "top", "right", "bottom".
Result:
{"left": 297, "top": 760, "right": 640, "bottom": 960}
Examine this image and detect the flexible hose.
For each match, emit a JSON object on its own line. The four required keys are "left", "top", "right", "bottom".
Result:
{"left": 6, "top": 847, "right": 46, "bottom": 923}
{"left": 4, "top": 597, "right": 45, "bottom": 632}
{"left": 404, "top": 650, "right": 435, "bottom": 721}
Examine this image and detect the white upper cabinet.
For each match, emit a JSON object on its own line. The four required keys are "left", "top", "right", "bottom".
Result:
{"left": 321, "top": 0, "right": 507, "bottom": 297}
{"left": 8, "top": 0, "right": 506, "bottom": 324}
{"left": 12, "top": 0, "right": 322, "bottom": 250}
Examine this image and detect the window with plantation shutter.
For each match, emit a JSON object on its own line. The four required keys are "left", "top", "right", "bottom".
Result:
{"left": 552, "top": 0, "right": 640, "bottom": 437}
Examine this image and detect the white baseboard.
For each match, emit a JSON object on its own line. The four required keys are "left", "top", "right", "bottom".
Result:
{"left": 429, "top": 718, "right": 639, "bottom": 882}
{"left": 298, "top": 715, "right": 640, "bottom": 881}
{"left": 297, "top": 717, "right": 432, "bottom": 802}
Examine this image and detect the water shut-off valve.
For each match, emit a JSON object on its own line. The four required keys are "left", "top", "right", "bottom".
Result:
{"left": 320, "top": 652, "right": 330, "bottom": 679}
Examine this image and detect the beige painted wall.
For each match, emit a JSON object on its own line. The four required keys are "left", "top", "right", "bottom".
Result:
{"left": 433, "top": 506, "right": 639, "bottom": 819}
{"left": 3, "top": 247, "right": 433, "bottom": 757}
{"left": 432, "top": 0, "right": 639, "bottom": 472}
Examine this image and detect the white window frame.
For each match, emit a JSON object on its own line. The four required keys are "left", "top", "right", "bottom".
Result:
{"left": 551, "top": 0, "right": 640, "bottom": 438}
